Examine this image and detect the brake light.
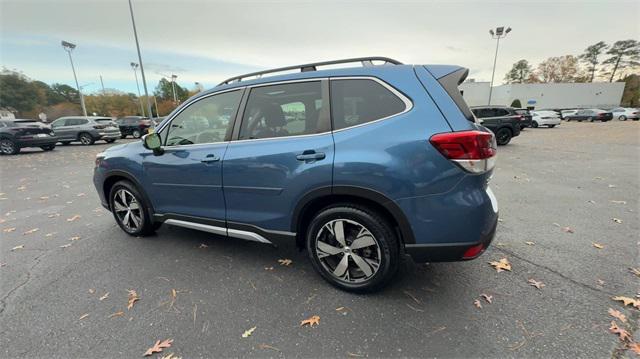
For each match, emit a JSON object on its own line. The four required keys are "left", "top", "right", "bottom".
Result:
{"left": 462, "top": 243, "right": 485, "bottom": 259}
{"left": 430, "top": 130, "right": 497, "bottom": 174}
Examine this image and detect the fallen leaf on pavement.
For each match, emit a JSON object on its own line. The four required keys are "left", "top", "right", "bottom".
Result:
{"left": 198, "top": 243, "right": 208, "bottom": 248}
{"left": 610, "top": 200, "right": 627, "bottom": 204}
{"left": 47, "top": 213, "right": 60, "bottom": 218}
{"left": 609, "top": 321, "right": 631, "bottom": 342}
{"left": 524, "top": 241, "right": 535, "bottom": 246}
{"left": 159, "top": 354, "right": 182, "bottom": 359}
{"left": 66, "top": 215, "right": 81, "bottom": 222}
{"left": 127, "top": 289, "right": 140, "bottom": 310}
{"left": 70, "top": 236, "right": 81, "bottom": 241}
{"left": 592, "top": 243, "right": 604, "bottom": 249}
{"left": 88, "top": 288, "right": 95, "bottom": 294}
{"left": 473, "top": 299, "right": 482, "bottom": 309}
{"left": 108, "top": 311, "right": 124, "bottom": 318}
{"left": 264, "top": 266, "right": 274, "bottom": 271}
{"left": 45, "top": 233, "right": 54, "bottom": 237}
{"left": 629, "top": 268, "right": 640, "bottom": 277}
{"left": 242, "top": 326, "right": 257, "bottom": 338}
{"left": 597, "top": 279, "right": 605, "bottom": 286}
{"left": 613, "top": 296, "right": 640, "bottom": 309}
{"left": 23, "top": 228, "right": 39, "bottom": 235}
{"left": 528, "top": 279, "right": 545, "bottom": 289}
{"left": 79, "top": 313, "right": 89, "bottom": 320}
{"left": 99, "top": 292, "right": 109, "bottom": 301}
{"left": 11, "top": 245, "right": 24, "bottom": 251}
{"left": 481, "top": 294, "right": 493, "bottom": 303}
{"left": 608, "top": 308, "right": 627, "bottom": 323}
{"left": 3, "top": 227, "right": 16, "bottom": 233}
{"left": 629, "top": 342, "right": 640, "bottom": 355}
{"left": 300, "top": 315, "right": 320, "bottom": 327}
{"left": 278, "top": 259, "right": 293, "bottom": 266}
{"left": 562, "top": 226, "right": 574, "bottom": 233}
{"left": 143, "top": 339, "right": 173, "bottom": 356}
{"left": 77, "top": 193, "right": 86, "bottom": 197}
{"left": 489, "top": 258, "right": 511, "bottom": 272}
{"left": 257, "top": 344, "right": 280, "bottom": 352}
{"left": 59, "top": 243, "right": 72, "bottom": 248}
{"left": 612, "top": 218, "right": 623, "bottom": 224}
{"left": 608, "top": 184, "right": 616, "bottom": 188}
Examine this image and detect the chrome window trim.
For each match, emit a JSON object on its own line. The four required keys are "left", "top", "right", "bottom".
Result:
{"left": 155, "top": 87, "right": 246, "bottom": 147}
{"left": 156, "top": 76, "right": 413, "bottom": 147}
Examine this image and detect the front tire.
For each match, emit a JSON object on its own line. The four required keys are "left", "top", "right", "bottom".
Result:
{"left": 41, "top": 144, "right": 56, "bottom": 151}
{"left": 79, "top": 133, "right": 95, "bottom": 145}
{"left": 0, "top": 138, "right": 19, "bottom": 155}
{"left": 109, "top": 181, "right": 156, "bottom": 236}
{"left": 532, "top": 121, "right": 539, "bottom": 128}
{"left": 132, "top": 130, "right": 142, "bottom": 139}
{"left": 496, "top": 128, "right": 512, "bottom": 146}
{"left": 306, "top": 204, "right": 400, "bottom": 293}
{"left": 618, "top": 115, "right": 627, "bottom": 121}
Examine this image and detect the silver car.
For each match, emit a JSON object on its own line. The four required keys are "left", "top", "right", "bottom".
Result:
{"left": 51, "top": 116, "right": 121, "bottom": 145}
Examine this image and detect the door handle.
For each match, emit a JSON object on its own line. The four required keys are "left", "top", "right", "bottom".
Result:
{"left": 296, "top": 150, "right": 326, "bottom": 162}
{"left": 201, "top": 154, "right": 220, "bottom": 163}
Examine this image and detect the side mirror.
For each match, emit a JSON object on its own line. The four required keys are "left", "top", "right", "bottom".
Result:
{"left": 142, "top": 133, "right": 164, "bottom": 155}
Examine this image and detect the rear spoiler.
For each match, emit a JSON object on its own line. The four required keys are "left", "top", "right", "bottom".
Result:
{"left": 424, "top": 65, "right": 475, "bottom": 123}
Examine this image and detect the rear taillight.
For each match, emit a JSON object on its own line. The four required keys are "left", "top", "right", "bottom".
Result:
{"left": 462, "top": 243, "right": 485, "bottom": 259}
{"left": 430, "top": 130, "right": 497, "bottom": 174}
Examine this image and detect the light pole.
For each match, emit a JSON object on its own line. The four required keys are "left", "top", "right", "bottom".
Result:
{"left": 153, "top": 96, "right": 160, "bottom": 117}
{"left": 170, "top": 74, "right": 178, "bottom": 103}
{"left": 130, "top": 62, "right": 145, "bottom": 116}
{"left": 61, "top": 40, "right": 88, "bottom": 118}
{"left": 487, "top": 26, "right": 512, "bottom": 105}
{"left": 128, "top": 0, "right": 153, "bottom": 119}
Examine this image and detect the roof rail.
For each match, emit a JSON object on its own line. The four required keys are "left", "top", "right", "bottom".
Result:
{"left": 218, "top": 56, "right": 402, "bottom": 86}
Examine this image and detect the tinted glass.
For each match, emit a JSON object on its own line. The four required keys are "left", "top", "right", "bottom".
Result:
{"left": 496, "top": 109, "right": 509, "bottom": 117}
{"left": 330, "top": 79, "right": 405, "bottom": 130}
{"left": 239, "top": 81, "right": 324, "bottom": 140}
{"left": 165, "top": 90, "right": 242, "bottom": 146}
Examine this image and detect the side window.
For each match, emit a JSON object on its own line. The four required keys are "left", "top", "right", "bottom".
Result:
{"left": 78, "top": 119, "right": 89, "bottom": 125}
{"left": 479, "top": 109, "right": 495, "bottom": 118}
{"left": 165, "top": 90, "right": 242, "bottom": 146}
{"left": 239, "top": 81, "right": 324, "bottom": 140}
{"left": 66, "top": 118, "right": 79, "bottom": 126}
{"left": 51, "top": 119, "right": 65, "bottom": 128}
{"left": 496, "top": 109, "right": 509, "bottom": 117}
{"left": 330, "top": 79, "right": 406, "bottom": 130}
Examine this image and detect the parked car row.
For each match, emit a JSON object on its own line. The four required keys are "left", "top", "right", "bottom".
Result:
{"left": 0, "top": 115, "right": 164, "bottom": 155}
{"left": 554, "top": 107, "right": 639, "bottom": 121}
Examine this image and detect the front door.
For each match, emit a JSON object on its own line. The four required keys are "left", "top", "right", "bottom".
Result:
{"left": 143, "top": 89, "right": 244, "bottom": 221}
{"left": 223, "top": 80, "right": 333, "bottom": 233}
{"left": 51, "top": 117, "right": 76, "bottom": 140}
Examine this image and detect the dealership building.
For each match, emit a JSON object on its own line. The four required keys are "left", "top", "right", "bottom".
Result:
{"left": 460, "top": 81, "right": 625, "bottom": 109}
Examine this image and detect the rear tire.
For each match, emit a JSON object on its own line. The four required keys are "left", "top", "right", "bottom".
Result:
{"left": 61, "top": 141, "right": 71, "bottom": 146}
{"left": 496, "top": 128, "right": 512, "bottom": 146}
{"left": 306, "top": 204, "right": 400, "bottom": 293}
{"left": 121, "top": 134, "right": 127, "bottom": 139}
{"left": 41, "top": 144, "right": 55, "bottom": 151}
{"left": 109, "top": 180, "right": 156, "bottom": 236}
{"left": 132, "top": 130, "right": 142, "bottom": 139}
{"left": 618, "top": 115, "right": 627, "bottom": 121}
{"left": 0, "top": 138, "right": 19, "bottom": 155}
{"left": 532, "top": 121, "right": 539, "bottom": 128}
{"left": 79, "top": 133, "right": 95, "bottom": 145}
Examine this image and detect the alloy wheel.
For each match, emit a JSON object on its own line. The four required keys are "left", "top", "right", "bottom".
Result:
{"left": 315, "top": 219, "right": 381, "bottom": 283}
{"left": 132, "top": 130, "right": 141, "bottom": 138}
{"left": 113, "top": 189, "right": 142, "bottom": 232}
{"left": 80, "top": 134, "right": 92, "bottom": 145}
{"left": 1, "top": 139, "right": 16, "bottom": 154}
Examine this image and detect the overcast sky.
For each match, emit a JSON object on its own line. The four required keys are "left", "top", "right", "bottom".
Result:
{"left": 1, "top": 0, "right": 638, "bottom": 94}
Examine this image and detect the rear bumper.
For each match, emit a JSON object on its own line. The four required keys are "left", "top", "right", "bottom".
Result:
{"left": 405, "top": 216, "right": 497, "bottom": 262}
{"left": 96, "top": 131, "right": 121, "bottom": 140}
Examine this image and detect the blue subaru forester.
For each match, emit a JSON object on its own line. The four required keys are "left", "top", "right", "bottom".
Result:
{"left": 93, "top": 57, "right": 498, "bottom": 292}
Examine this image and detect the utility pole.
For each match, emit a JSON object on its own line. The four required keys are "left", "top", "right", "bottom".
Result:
{"left": 170, "top": 74, "right": 178, "bottom": 103}
{"left": 487, "top": 26, "right": 512, "bottom": 105}
{"left": 99, "top": 75, "right": 105, "bottom": 94}
{"left": 61, "top": 40, "right": 88, "bottom": 118}
{"left": 128, "top": 0, "right": 153, "bottom": 119}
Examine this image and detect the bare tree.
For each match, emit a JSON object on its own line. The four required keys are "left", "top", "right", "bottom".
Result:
{"left": 579, "top": 41, "right": 608, "bottom": 82}
{"left": 602, "top": 40, "right": 640, "bottom": 82}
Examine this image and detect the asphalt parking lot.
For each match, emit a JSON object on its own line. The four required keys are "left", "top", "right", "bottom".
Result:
{"left": 1, "top": 121, "right": 638, "bottom": 358}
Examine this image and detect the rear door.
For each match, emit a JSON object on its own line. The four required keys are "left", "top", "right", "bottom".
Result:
{"left": 222, "top": 80, "right": 333, "bottom": 234}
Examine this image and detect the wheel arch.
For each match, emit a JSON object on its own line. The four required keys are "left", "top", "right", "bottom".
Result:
{"left": 292, "top": 186, "right": 416, "bottom": 248}
{"left": 102, "top": 170, "right": 155, "bottom": 217}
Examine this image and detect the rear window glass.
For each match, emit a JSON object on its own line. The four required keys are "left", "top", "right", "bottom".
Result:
{"left": 95, "top": 118, "right": 113, "bottom": 123}
{"left": 330, "top": 79, "right": 406, "bottom": 130}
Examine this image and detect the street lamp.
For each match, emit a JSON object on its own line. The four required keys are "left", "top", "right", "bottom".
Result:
{"left": 487, "top": 26, "right": 512, "bottom": 105}
{"left": 61, "top": 40, "right": 88, "bottom": 118}
{"left": 130, "top": 62, "right": 145, "bottom": 116}
{"left": 128, "top": 0, "right": 153, "bottom": 119}
{"left": 170, "top": 74, "right": 178, "bottom": 103}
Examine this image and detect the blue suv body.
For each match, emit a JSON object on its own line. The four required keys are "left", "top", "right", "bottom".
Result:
{"left": 93, "top": 57, "right": 498, "bottom": 292}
